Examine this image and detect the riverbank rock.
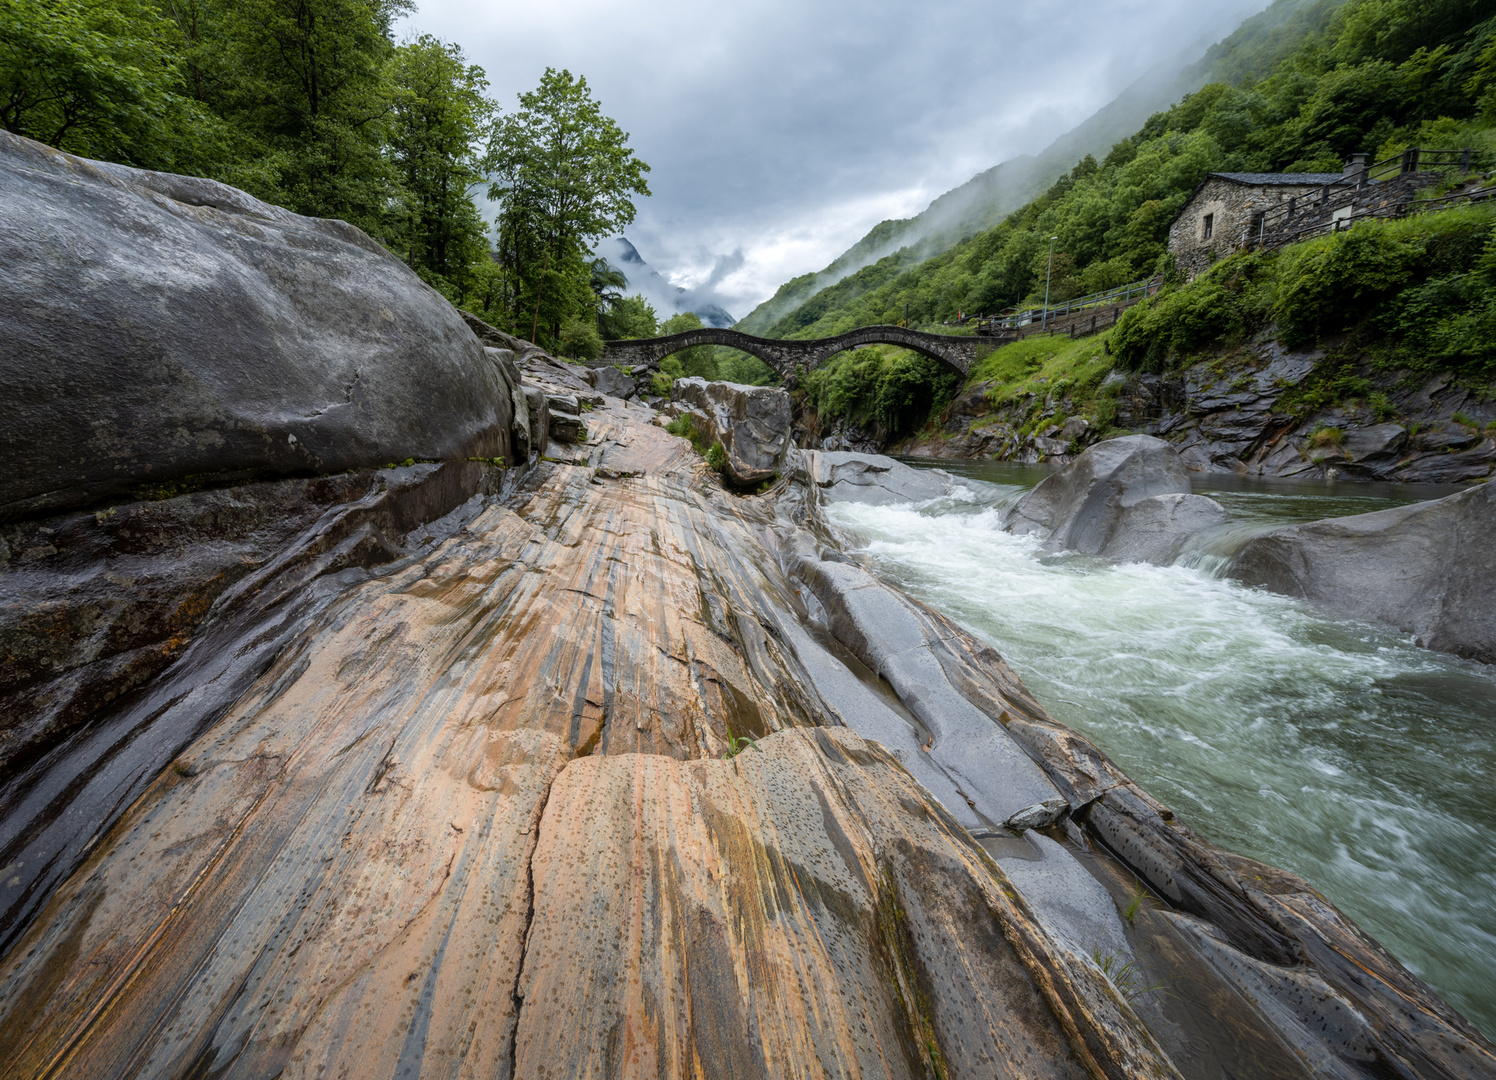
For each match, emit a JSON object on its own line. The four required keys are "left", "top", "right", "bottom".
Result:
{"left": 798, "top": 450, "right": 952, "bottom": 505}
{"left": 1005, "top": 435, "right": 1226, "bottom": 562}
{"left": 670, "top": 377, "right": 792, "bottom": 485}
{"left": 591, "top": 364, "right": 637, "bottom": 399}
{"left": 1231, "top": 481, "right": 1496, "bottom": 664}
{"left": 0, "top": 131, "right": 518, "bottom": 522}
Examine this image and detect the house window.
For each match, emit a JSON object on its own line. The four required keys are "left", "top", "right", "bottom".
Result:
{"left": 1203, "top": 213, "right": 1214, "bottom": 240}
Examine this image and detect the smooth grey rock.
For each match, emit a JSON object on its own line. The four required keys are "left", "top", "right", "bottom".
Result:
{"left": 786, "top": 553, "right": 1058, "bottom": 822}
{"left": 1005, "top": 435, "right": 1194, "bottom": 553}
{"left": 549, "top": 411, "right": 588, "bottom": 445}
{"left": 1006, "top": 797, "right": 1069, "bottom": 831}
{"left": 592, "top": 365, "right": 637, "bottom": 399}
{"left": 670, "top": 378, "right": 792, "bottom": 486}
{"left": 801, "top": 450, "right": 950, "bottom": 505}
{"left": 1342, "top": 423, "right": 1406, "bottom": 462}
{"left": 522, "top": 386, "right": 550, "bottom": 460}
{"left": 1231, "top": 482, "right": 1496, "bottom": 664}
{"left": 994, "top": 832, "right": 1132, "bottom": 960}
{"left": 1099, "top": 492, "right": 1228, "bottom": 565}
{"left": 0, "top": 131, "right": 513, "bottom": 522}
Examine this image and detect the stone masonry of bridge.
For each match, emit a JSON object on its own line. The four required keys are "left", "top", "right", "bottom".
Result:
{"left": 597, "top": 324, "right": 993, "bottom": 382}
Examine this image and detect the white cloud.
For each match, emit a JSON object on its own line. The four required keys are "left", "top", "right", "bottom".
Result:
{"left": 400, "top": 0, "right": 1272, "bottom": 319}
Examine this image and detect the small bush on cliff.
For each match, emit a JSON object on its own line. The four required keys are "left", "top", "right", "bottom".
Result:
{"left": 802, "top": 346, "right": 960, "bottom": 439}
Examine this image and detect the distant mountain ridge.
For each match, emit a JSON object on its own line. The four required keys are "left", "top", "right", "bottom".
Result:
{"left": 735, "top": 0, "right": 1338, "bottom": 337}
{"left": 601, "top": 237, "right": 736, "bottom": 328}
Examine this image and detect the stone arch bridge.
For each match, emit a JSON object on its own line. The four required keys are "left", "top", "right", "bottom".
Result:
{"left": 597, "top": 325, "right": 994, "bottom": 382}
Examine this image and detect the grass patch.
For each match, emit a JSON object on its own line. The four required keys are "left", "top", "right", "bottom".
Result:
{"left": 1308, "top": 424, "right": 1344, "bottom": 449}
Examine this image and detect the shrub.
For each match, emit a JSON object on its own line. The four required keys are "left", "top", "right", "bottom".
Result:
{"left": 558, "top": 314, "right": 604, "bottom": 361}
{"left": 1111, "top": 252, "right": 1271, "bottom": 371}
{"left": 706, "top": 441, "right": 727, "bottom": 471}
{"left": 1272, "top": 226, "right": 1417, "bottom": 347}
{"left": 1369, "top": 391, "right": 1397, "bottom": 421}
{"left": 1308, "top": 425, "right": 1344, "bottom": 448}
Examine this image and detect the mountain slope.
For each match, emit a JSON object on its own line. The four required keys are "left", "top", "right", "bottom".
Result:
{"left": 736, "top": 0, "right": 1344, "bottom": 336}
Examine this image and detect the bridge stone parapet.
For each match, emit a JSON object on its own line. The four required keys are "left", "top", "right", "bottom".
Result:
{"left": 598, "top": 325, "right": 993, "bottom": 383}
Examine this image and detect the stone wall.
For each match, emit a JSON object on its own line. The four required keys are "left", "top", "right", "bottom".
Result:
{"left": 1169, "top": 176, "right": 1337, "bottom": 279}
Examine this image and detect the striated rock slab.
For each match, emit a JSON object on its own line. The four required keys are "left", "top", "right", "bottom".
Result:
{"left": 0, "top": 393, "right": 1491, "bottom": 1079}
{"left": 1231, "top": 481, "right": 1496, "bottom": 664}
{"left": 516, "top": 729, "right": 1174, "bottom": 1080}
{"left": 0, "top": 132, "right": 516, "bottom": 522}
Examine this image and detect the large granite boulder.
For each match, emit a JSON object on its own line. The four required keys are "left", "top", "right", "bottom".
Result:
{"left": 670, "top": 377, "right": 792, "bottom": 486}
{"left": 1231, "top": 481, "right": 1496, "bottom": 663}
{"left": 0, "top": 131, "right": 514, "bottom": 521}
{"left": 798, "top": 450, "right": 952, "bottom": 505}
{"left": 1005, "top": 434, "right": 1226, "bottom": 563}
{"left": 590, "top": 365, "right": 637, "bottom": 399}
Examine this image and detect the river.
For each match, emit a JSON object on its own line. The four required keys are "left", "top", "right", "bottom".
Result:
{"left": 822, "top": 457, "right": 1496, "bottom": 1039}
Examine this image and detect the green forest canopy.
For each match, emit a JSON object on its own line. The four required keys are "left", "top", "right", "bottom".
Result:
{"left": 758, "top": 0, "right": 1496, "bottom": 341}
{"left": 0, "top": 0, "right": 651, "bottom": 355}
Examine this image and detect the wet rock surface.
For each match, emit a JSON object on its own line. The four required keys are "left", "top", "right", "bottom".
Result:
{"left": 2, "top": 152, "right": 1494, "bottom": 1078}
{"left": 1005, "top": 435, "right": 1227, "bottom": 563}
{"left": 1232, "top": 481, "right": 1496, "bottom": 664}
{"left": 798, "top": 450, "right": 953, "bottom": 505}
{"left": 0, "top": 394, "right": 1491, "bottom": 1078}
{"left": 904, "top": 341, "right": 1494, "bottom": 484}
{"left": 0, "top": 132, "right": 517, "bottom": 522}
{"left": 670, "top": 377, "right": 793, "bottom": 485}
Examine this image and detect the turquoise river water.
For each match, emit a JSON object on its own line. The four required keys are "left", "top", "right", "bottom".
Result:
{"left": 821, "top": 458, "right": 1496, "bottom": 1039}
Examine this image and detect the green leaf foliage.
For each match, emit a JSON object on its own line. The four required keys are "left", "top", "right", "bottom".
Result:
{"left": 485, "top": 68, "right": 650, "bottom": 349}
{"left": 1111, "top": 204, "right": 1496, "bottom": 376}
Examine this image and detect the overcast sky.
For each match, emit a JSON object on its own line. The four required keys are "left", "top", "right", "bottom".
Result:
{"left": 398, "top": 0, "right": 1271, "bottom": 320}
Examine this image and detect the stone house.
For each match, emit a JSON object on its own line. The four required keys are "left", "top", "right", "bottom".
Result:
{"left": 1168, "top": 167, "right": 1353, "bottom": 279}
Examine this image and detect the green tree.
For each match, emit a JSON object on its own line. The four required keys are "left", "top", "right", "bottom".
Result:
{"left": 599, "top": 293, "right": 657, "bottom": 339}
{"left": 214, "top": 0, "right": 411, "bottom": 227}
{"left": 659, "top": 311, "right": 717, "bottom": 379}
{"left": 387, "top": 34, "right": 494, "bottom": 296}
{"left": 1, "top": 0, "right": 194, "bottom": 164}
{"left": 485, "top": 67, "right": 650, "bottom": 348}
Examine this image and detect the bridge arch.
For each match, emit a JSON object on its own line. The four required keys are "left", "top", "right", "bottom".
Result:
{"left": 597, "top": 325, "right": 991, "bottom": 383}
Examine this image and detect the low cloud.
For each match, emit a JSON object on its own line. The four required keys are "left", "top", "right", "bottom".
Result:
{"left": 401, "top": 0, "right": 1272, "bottom": 317}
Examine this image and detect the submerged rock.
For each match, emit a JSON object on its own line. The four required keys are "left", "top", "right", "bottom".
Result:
{"left": 798, "top": 450, "right": 953, "bottom": 505}
{"left": 670, "top": 377, "right": 793, "bottom": 485}
{"left": 0, "top": 131, "right": 516, "bottom": 522}
{"left": 1005, "top": 435, "right": 1226, "bottom": 563}
{"left": 1232, "top": 481, "right": 1496, "bottom": 664}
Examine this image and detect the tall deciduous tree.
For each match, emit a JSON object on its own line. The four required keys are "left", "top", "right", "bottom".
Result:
{"left": 485, "top": 68, "right": 650, "bottom": 348}
{"left": 215, "top": 0, "right": 411, "bottom": 228}
{"left": 387, "top": 34, "right": 494, "bottom": 296}
{"left": 1, "top": 0, "right": 196, "bottom": 165}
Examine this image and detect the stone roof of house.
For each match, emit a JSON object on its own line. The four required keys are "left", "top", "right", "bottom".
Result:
{"left": 1207, "top": 171, "right": 1347, "bottom": 185}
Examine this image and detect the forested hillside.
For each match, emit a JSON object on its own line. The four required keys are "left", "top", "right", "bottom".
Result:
{"left": 759, "top": 0, "right": 1495, "bottom": 342}
{"left": 736, "top": 0, "right": 1345, "bottom": 337}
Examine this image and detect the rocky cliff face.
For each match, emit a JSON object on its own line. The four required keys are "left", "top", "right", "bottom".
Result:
{"left": 901, "top": 342, "right": 1494, "bottom": 484}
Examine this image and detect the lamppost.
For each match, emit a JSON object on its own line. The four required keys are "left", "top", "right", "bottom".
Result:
{"left": 1042, "top": 235, "right": 1058, "bottom": 330}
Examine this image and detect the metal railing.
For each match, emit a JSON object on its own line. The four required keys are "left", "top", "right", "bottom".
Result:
{"left": 974, "top": 275, "right": 1163, "bottom": 333}
{"left": 1247, "top": 148, "right": 1486, "bottom": 250}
